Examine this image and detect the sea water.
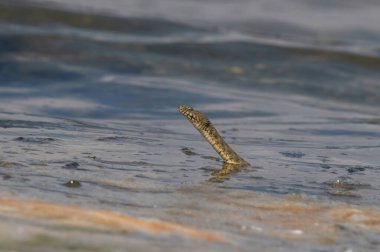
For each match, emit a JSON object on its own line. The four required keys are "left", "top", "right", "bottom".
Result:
{"left": 0, "top": 1, "right": 380, "bottom": 251}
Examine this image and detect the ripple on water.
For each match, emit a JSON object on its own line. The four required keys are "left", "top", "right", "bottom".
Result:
{"left": 62, "top": 162, "right": 80, "bottom": 169}
{"left": 0, "top": 119, "right": 60, "bottom": 129}
{"left": 280, "top": 151, "right": 306, "bottom": 158}
{"left": 325, "top": 176, "right": 372, "bottom": 198}
{"left": 180, "top": 147, "right": 198, "bottom": 156}
{"left": 0, "top": 161, "right": 26, "bottom": 168}
{"left": 14, "top": 137, "right": 60, "bottom": 144}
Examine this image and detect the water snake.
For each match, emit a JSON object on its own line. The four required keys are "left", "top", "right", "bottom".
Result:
{"left": 178, "top": 105, "right": 248, "bottom": 166}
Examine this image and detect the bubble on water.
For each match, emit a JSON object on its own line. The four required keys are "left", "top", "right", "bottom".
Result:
{"left": 289, "top": 229, "right": 303, "bottom": 235}
{"left": 325, "top": 176, "right": 371, "bottom": 198}
{"left": 326, "top": 176, "right": 370, "bottom": 190}
{"left": 63, "top": 180, "right": 81, "bottom": 188}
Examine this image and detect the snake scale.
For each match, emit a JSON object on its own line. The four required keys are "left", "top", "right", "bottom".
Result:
{"left": 179, "top": 105, "right": 248, "bottom": 166}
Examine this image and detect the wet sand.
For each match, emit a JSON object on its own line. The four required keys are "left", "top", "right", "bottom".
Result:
{"left": 0, "top": 189, "right": 379, "bottom": 251}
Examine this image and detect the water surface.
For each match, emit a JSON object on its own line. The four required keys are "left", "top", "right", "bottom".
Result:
{"left": 0, "top": 1, "right": 380, "bottom": 251}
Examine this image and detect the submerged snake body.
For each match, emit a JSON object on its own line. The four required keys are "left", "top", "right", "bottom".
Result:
{"left": 179, "top": 105, "right": 248, "bottom": 165}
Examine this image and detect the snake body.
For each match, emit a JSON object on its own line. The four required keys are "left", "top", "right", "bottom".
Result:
{"left": 179, "top": 105, "right": 248, "bottom": 165}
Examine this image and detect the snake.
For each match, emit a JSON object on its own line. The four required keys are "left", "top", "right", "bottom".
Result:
{"left": 178, "top": 105, "right": 248, "bottom": 166}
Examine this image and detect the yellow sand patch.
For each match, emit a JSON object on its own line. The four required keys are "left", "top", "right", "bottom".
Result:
{"left": 0, "top": 197, "right": 225, "bottom": 243}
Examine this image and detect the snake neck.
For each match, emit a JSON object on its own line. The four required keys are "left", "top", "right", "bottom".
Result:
{"left": 200, "top": 124, "right": 248, "bottom": 165}
{"left": 179, "top": 105, "right": 248, "bottom": 165}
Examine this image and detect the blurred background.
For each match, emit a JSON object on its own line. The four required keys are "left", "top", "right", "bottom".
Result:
{"left": 1, "top": 0, "right": 380, "bottom": 118}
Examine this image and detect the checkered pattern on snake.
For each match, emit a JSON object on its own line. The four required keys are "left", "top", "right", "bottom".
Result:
{"left": 179, "top": 105, "right": 248, "bottom": 165}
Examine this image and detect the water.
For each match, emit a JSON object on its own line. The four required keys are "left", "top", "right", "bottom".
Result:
{"left": 0, "top": 0, "right": 380, "bottom": 251}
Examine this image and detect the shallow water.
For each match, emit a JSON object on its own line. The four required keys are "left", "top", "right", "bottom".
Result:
{"left": 0, "top": 1, "right": 380, "bottom": 251}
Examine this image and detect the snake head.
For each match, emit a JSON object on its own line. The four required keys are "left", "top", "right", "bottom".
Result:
{"left": 178, "top": 105, "right": 211, "bottom": 130}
